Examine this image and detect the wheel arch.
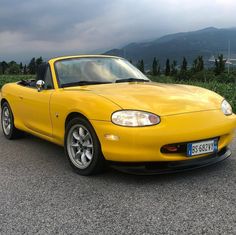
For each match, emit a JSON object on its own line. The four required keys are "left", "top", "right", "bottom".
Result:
{"left": 64, "top": 112, "right": 103, "bottom": 149}
{"left": 65, "top": 112, "right": 90, "bottom": 129}
{"left": 1, "top": 98, "right": 8, "bottom": 107}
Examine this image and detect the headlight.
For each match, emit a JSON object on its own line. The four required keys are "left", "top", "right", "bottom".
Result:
{"left": 111, "top": 110, "right": 160, "bottom": 127}
{"left": 221, "top": 99, "right": 232, "bottom": 115}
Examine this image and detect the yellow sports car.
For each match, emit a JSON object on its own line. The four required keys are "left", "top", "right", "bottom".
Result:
{"left": 1, "top": 55, "right": 236, "bottom": 175}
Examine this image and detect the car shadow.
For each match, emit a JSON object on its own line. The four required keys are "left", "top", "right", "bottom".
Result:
{"left": 101, "top": 160, "right": 233, "bottom": 184}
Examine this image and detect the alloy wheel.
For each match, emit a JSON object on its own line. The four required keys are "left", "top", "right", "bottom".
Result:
{"left": 67, "top": 124, "right": 94, "bottom": 169}
{"left": 2, "top": 106, "right": 12, "bottom": 135}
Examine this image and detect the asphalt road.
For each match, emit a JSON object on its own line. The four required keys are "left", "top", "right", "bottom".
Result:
{"left": 0, "top": 130, "right": 235, "bottom": 235}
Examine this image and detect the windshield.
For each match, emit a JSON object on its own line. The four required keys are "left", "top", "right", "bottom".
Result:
{"left": 54, "top": 57, "right": 149, "bottom": 87}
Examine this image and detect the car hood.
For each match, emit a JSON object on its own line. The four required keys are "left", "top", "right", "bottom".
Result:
{"left": 64, "top": 82, "right": 223, "bottom": 116}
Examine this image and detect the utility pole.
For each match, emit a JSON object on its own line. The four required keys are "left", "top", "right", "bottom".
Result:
{"left": 227, "top": 40, "right": 230, "bottom": 75}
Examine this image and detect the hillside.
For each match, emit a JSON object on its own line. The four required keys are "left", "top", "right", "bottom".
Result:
{"left": 104, "top": 27, "right": 236, "bottom": 68}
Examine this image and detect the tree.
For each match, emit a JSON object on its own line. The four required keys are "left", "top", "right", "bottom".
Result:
{"left": 171, "top": 60, "right": 177, "bottom": 76}
{"left": 7, "top": 61, "right": 20, "bottom": 74}
{"left": 181, "top": 57, "right": 188, "bottom": 71}
{"left": 192, "top": 56, "right": 204, "bottom": 73}
{"left": 152, "top": 57, "right": 158, "bottom": 76}
{"left": 178, "top": 57, "right": 189, "bottom": 81}
{"left": 192, "top": 58, "right": 198, "bottom": 72}
{"left": 0, "top": 61, "right": 8, "bottom": 74}
{"left": 19, "top": 62, "right": 23, "bottom": 73}
{"left": 36, "top": 56, "right": 43, "bottom": 67}
{"left": 199, "top": 56, "right": 204, "bottom": 71}
{"left": 137, "top": 59, "right": 144, "bottom": 73}
{"left": 157, "top": 64, "right": 161, "bottom": 75}
{"left": 23, "top": 64, "right": 27, "bottom": 74}
{"left": 219, "top": 54, "right": 225, "bottom": 73}
{"left": 28, "top": 57, "right": 36, "bottom": 74}
{"left": 165, "top": 59, "right": 170, "bottom": 76}
{"left": 140, "top": 59, "right": 144, "bottom": 73}
{"left": 214, "top": 54, "right": 225, "bottom": 75}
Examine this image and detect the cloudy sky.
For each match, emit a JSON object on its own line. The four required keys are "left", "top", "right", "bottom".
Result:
{"left": 0, "top": 0, "right": 236, "bottom": 62}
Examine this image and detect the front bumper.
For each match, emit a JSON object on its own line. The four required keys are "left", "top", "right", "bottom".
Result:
{"left": 109, "top": 147, "right": 231, "bottom": 175}
{"left": 91, "top": 110, "right": 236, "bottom": 162}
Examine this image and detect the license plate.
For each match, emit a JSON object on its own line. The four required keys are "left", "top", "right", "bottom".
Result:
{"left": 187, "top": 139, "right": 218, "bottom": 157}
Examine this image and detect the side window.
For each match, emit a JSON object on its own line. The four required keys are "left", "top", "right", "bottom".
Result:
{"left": 44, "top": 67, "right": 54, "bottom": 89}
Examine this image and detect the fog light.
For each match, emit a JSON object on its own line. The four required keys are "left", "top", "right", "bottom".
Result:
{"left": 162, "top": 146, "right": 178, "bottom": 152}
{"left": 104, "top": 134, "right": 119, "bottom": 141}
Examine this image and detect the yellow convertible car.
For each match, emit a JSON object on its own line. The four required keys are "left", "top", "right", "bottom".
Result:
{"left": 1, "top": 55, "right": 236, "bottom": 175}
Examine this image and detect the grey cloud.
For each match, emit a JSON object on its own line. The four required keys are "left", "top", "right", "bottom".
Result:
{"left": 0, "top": 0, "right": 112, "bottom": 41}
{"left": 0, "top": 0, "right": 236, "bottom": 61}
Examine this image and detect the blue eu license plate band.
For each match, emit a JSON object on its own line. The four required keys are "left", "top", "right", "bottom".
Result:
{"left": 187, "top": 139, "right": 218, "bottom": 157}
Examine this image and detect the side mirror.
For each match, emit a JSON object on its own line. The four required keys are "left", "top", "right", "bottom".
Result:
{"left": 36, "top": 80, "right": 45, "bottom": 92}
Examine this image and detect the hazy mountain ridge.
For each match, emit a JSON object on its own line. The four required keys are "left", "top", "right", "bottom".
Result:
{"left": 104, "top": 27, "right": 236, "bottom": 67}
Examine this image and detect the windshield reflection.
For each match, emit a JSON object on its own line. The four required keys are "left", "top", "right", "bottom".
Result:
{"left": 55, "top": 57, "right": 149, "bottom": 87}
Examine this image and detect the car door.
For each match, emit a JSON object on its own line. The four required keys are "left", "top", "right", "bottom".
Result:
{"left": 21, "top": 65, "right": 54, "bottom": 137}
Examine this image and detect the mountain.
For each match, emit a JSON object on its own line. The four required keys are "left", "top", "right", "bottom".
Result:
{"left": 104, "top": 27, "right": 236, "bottom": 68}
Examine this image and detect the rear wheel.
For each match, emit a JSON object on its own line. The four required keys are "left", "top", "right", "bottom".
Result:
{"left": 1, "top": 102, "right": 23, "bottom": 139}
{"left": 65, "top": 117, "right": 105, "bottom": 175}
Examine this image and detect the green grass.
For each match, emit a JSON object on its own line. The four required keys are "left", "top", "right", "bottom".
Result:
{"left": 0, "top": 74, "right": 235, "bottom": 112}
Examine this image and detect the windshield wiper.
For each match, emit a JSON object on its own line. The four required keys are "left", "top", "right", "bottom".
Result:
{"left": 115, "top": 78, "right": 150, "bottom": 83}
{"left": 61, "top": 81, "right": 112, "bottom": 88}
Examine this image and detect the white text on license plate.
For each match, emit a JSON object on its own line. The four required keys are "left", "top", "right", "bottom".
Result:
{"left": 187, "top": 139, "right": 218, "bottom": 157}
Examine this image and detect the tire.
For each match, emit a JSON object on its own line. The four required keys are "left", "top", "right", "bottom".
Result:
{"left": 1, "top": 102, "right": 23, "bottom": 139}
{"left": 64, "top": 117, "right": 105, "bottom": 175}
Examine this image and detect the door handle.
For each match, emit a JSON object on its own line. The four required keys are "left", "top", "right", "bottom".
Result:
{"left": 19, "top": 96, "right": 23, "bottom": 100}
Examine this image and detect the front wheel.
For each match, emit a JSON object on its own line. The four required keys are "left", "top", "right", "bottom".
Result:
{"left": 1, "top": 102, "right": 23, "bottom": 139}
{"left": 64, "top": 117, "right": 105, "bottom": 175}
